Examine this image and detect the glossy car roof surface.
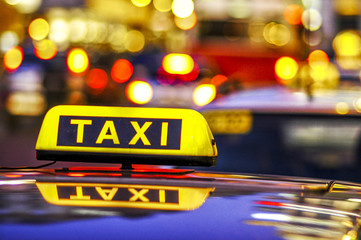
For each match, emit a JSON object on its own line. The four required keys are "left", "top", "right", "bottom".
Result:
{"left": 203, "top": 85, "right": 361, "bottom": 114}
{"left": 0, "top": 167, "right": 360, "bottom": 240}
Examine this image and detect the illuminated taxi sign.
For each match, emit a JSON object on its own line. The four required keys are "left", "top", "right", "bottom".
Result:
{"left": 36, "top": 182, "right": 214, "bottom": 210}
{"left": 36, "top": 105, "right": 217, "bottom": 166}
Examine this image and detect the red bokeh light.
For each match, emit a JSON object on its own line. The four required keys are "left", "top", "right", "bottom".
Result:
{"left": 86, "top": 68, "right": 108, "bottom": 93}
{"left": 111, "top": 59, "right": 134, "bottom": 83}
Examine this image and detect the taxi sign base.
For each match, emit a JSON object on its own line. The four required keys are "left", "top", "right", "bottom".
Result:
{"left": 36, "top": 150, "right": 217, "bottom": 167}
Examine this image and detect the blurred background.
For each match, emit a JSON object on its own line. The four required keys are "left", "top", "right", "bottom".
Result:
{"left": 1, "top": 0, "right": 361, "bottom": 170}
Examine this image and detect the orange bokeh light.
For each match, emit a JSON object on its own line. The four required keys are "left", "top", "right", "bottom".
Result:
{"left": 284, "top": 4, "right": 303, "bottom": 25}
{"left": 308, "top": 49, "right": 329, "bottom": 68}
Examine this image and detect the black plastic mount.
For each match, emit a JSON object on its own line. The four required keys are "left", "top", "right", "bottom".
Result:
{"left": 36, "top": 150, "right": 217, "bottom": 167}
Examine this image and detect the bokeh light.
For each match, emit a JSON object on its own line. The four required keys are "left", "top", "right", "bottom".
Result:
{"left": 9, "top": 0, "right": 42, "bottom": 14}
{"left": 126, "top": 80, "right": 153, "bottom": 104}
{"left": 227, "top": 0, "right": 252, "bottom": 19}
{"left": 69, "top": 17, "right": 88, "bottom": 43}
{"left": 34, "top": 39, "right": 57, "bottom": 60}
{"left": 302, "top": 8, "right": 322, "bottom": 31}
{"left": 333, "top": 0, "right": 360, "bottom": 15}
{"left": 108, "top": 25, "right": 127, "bottom": 52}
{"left": 131, "top": 0, "right": 151, "bottom": 7}
{"left": 3, "top": 46, "right": 23, "bottom": 72}
{"left": 172, "top": 0, "right": 194, "bottom": 18}
{"left": 49, "top": 18, "right": 69, "bottom": 46}
{"left": 335, "top": 102, "right": 349, "bottom": 115}
{"left": 6, "top": 91, "right": 46, "bottom": 116}
{"left": 333, "top": 31, "right": 361, "bottom": 57}
{"left": 299, "top": 63, "right": 339, "bottom": 90}
{"left": 193, "top": 84, "right": 216, "bottom": 106}
{"left": 162, "top": 53, "right": 194, "bottom": 75}
{"left": 174, "top": 12, "right": 197, "bottom": 30}
{"left": 308, "top": 50, "right": 329, "bottom": 69}
{"left": 28, "top": 18, "right": 49, "bottom": 41}
{"left": 284, "top": 4, "right": 303, "bottom": 25}
{"left": 111, "top": 59, "right": 133, "bottom": 83}
{"left": 86, "top": 68, "right": 108, "bottom": 93}
{"left": 353, "top": 98, "right": 361, "bottom": 113}
{"left": 263, "top": 22, "right": 290, "bottom": 46}
{"left": 67, "top": 48, "right": 89, "bottom": 76}
{"left": 333, "top": 30, "right": 361, "bottom": 70}
{"left": 0, "top": 31, "right": 19, "bottom": 53}
{"left": 153, "top": 0, "right": 172, "bottom": 12}
{"left": 275, "top": 56, "right": 299, "bottom": 84}
{"left": 124, "top": 30, "right": 145, "bottom": 53}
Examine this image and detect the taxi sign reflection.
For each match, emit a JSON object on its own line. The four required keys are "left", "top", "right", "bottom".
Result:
{"left": 36, "top": 182, "right": 214, "bottom": 210}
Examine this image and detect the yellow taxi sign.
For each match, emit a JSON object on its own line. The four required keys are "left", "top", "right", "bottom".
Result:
{"left": 36, "top": 182, "right": 214, "bottom": 210}
{"left": 36, "top": 105, "right": 217, "bottom": 166}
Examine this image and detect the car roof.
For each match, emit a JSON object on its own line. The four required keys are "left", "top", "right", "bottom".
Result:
{"left": 203, "top": 85, "right": 361, "bottom": 114}
{"left": 1, "top": 168, "right": 361, "bottom": 239}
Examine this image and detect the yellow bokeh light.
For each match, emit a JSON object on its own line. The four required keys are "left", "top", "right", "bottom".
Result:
{"left": 153, "top": 0, "right": 172, "bottom": 12}
{"left": 162, "top": 53, "right": 194, "bottom": 75}
{"left": 193, "top": 84, "right": 216, "bottom": 107}
{"left": 174, "top": 12, "right": 197, "bottom": 30}
{"left": 333, "top": 31, "right": 361, "bottom": 57}
{"left": 310, "top": 67, "right": 327, "bottom": 82}
{"left": 124, "top": 30, "right": 145, "bottom": 53}
{"left": 126, "top": 81, "right": 153, "bottom": 105}
{"left": 29, "top": 18, "right": 49, "bottom": 41}
{"left": 172, "top": 0, "right": 194, "bottom": 18}
{"left": 3, "top": 46, "right": 23, "bottom": 71}
{"left": 275, "top": 56, "right": 299, "bottom": 83}
{"left": 131, "top": 0, "right": 151, "bottom": 7}
{"left": 335, "top": 102, "right": 349, "bottom": 115}
{"left": 299, "top": 63, "right": 339, "bottom": 90}
{"left": 67, "top": 48, "right": 89, "bottom": 75}
{"left": 333, "top": 0, "right": 360, "bottom": 16}
{"left": 263, "top": 22, "right": 290, "bottom": 46}
{"left": 34, "top": 39, "right": 57, "bottom": 60}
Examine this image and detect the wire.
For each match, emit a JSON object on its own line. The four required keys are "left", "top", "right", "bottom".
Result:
{"left": 0, "top": 161, "right": 57, "bottom": 170}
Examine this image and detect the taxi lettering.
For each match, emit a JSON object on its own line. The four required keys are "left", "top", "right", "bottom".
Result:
{"left": 57, "top": 116, "right": 181, "bottom": 149}
{"left": 57, "top": 185, "right": 179, "bottom": 204}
